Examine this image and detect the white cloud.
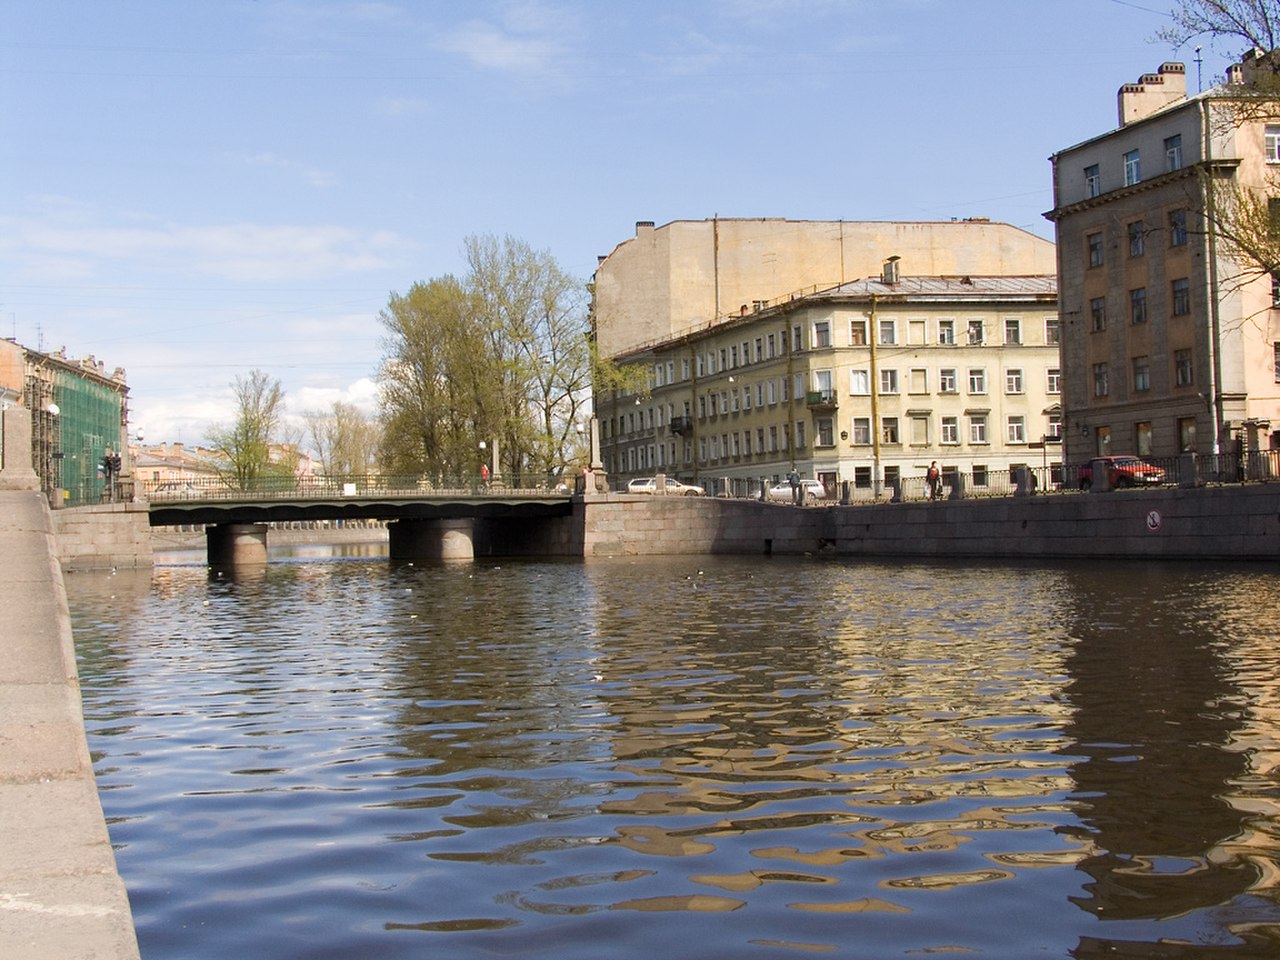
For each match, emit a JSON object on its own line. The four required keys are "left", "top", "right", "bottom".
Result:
{"left": 3, "top": 210, "right": 409, "bottom": 284}
{"left": 438, "top": 1, "right": 579, "bottom": 79}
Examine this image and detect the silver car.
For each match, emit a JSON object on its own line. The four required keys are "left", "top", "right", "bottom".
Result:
{"left": 627, "top": 476, "right": 706, "bottom": 496}
{"left": 766, "top": 479, "right": 827, "bottom": 503}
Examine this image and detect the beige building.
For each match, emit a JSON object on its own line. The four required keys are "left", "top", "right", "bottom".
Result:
{"left": 1047, "top": 55, "right": 1280, "bottom": 464}
{"left": 593, "top": 218, "right": 1057, "bottom": 360}
{"left": 598, "top": 260, "right": 1060, "bottom": 498}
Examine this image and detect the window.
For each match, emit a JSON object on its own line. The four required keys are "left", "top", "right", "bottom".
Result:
{"left": 941, "top": 416, "right": 959, "bottom": 444}
{"left": 1175, "top": 348, "right": 1194, "bottom": 386}
{"left": 972, "top": 464, "right": 989, "bottom": 487}
{"left": 849, "top": 369, "right": 870, "bottom": 394}
{"left": 742, "top": 386, "right": 751, "bottom": 411}
{"left": 1165, "top": 134, "right": 1183, "bottom": 171}
{"left": 1047, "top": 413, "right": 1062, "bottom": 439}
{"left": 1172, "top": 277, "right": 1190, "bottom": 316}
{"left": 968, "top": 368, "right": 987, "bottom": 393}
{"left": 879, "top": 319, "right": 897, "bottom": 345}
{"left": 1124, "top": 148, "right": 1141, "bottom": 185}
{"left": 756, "top": 428, "right": 765, "bottom": 452}
{"left": 909, "top": 368, "right": 928, "bottom": 393}
{"left": 908, "top": 319, "right": 927, "bottom": 345}
{"left": 1095, "top": 425, "right": 1112, "bottom": 457}
{"left": 1170, "top": 208, "right": 1188, "bottom": 246}
{"left": 1007, "top": 416, "right": 1026, "bottom": 443}
{"left": 794, "top": 420, "right": 806, "bottom": 449}
{"left": 1047, "top": 367, "right": 1061, "bottom": 394}
{"left": 1130, "top": 287, "right": 1147, "bottom": 324}
{"left": 854, "top": 466, "right": 872, "bottom": 488}
{"left": 755, "top": 383, "right": 764, "bottom": 406}
{"left": 1136, "top": 420, "right": 1153, "bottom": 456}
{"left": 1128, "top": 220, "right": 1145, "bottom": 257}
{"left": 791, "top": 326, "right": 802, "bottom": 352}
{"left": 939, "top": 368, "right": 957, "bottom": 393}
{"left": 880, "top": 368, "right": 899, "bottom": 394}
{"left": 767, "top": 380, "right": 777, "bottom": 404}
{"left": 1275, "top": 342, "right": 1280, "bottom": 381}
{"left": 766, "top": 333, "right": 776, "bottom": 358}
{"left": 1088, "top": 232, "right": 1104, "bottom": 267}
{"left": 1267, "top": 125, "right": 1280, "bottom": 163}
{"left": 814, "top": 369, "right": 833, "bottom": 398}
{"left": 967, "top": 320, "right": 985, "bottom": 344}
{"left": 882, "top": 417, "right": 899, "bottom": 444}
{"left": 1178, "top": 416, "right": 1197, "bottom": 452}
{"left": 1133, "top": 355, "right": 1150, "bottom": 392}
{"left": 1004, "top": 317, "right": 1021, "bottom": 344}
{"left": 938, "top": 319, "right": 956, "bottom": 345}
{"left": 1090, "top": 297, "right": 1107, "bottom": 331}
{"left": 813, "top": 321, "right": 831, "bottom": 348}
{"left": 753, "top": 337, "right": 763, "bottom": 362}
{"left": 850, "top": 319, "right": 867, "bottom": 345}
{"left": 852, "top": 417, "right": 871, "bottom": 445}
{"left": 969, "top": 414, "right": 988, "bottom": 444}
{"left": 816, "top": 417, "right": 834, "bottom": 447}
{"left": 911, "top": 415, "right": 929, "bottom": 444}
{"left": 719, "top": 348, "right": 727, "bottom": 370}
{"left": 730, "top": 345, "right": 739, "bottom": 368}
{"left": 1046, "top": 318, "right": 1061, "bottom": 345}
{"left": 1093, "top": 362, "right": 1109, "bottom": 397}
{"left": 1085, "top": 163, "right": 1101, "bottom": 197}
{"left": 1005, "top": 368, "right": 1023, "bottom": 394}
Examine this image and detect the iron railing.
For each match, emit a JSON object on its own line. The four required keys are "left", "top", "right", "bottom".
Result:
{"left": 141, "top": 473, "right": 575, "bottom": 502}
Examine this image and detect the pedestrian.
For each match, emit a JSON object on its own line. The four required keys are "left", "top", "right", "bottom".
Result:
{"left": 480, "top": 463, "right": 490, "bottom": 484}
{"left": 926, "top": 461, "right": 941, "bottom": 500}
{"left": 788, "top": 468, "right": 801, "bottom": 505}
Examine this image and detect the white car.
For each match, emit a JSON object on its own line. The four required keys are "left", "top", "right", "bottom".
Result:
{"left": 627, "top": 476, "right": 705, "bottom": 496}
{"left": 766, "top": 479, "right": 828, "bottom": 503}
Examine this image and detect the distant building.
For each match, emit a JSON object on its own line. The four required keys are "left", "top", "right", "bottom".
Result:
{"left": 1047, "top": 55, "right": 1280, "bottom": 463}
{"left": 0, "top": 339, "right": 130, "bottom": 506}
{"left": 592, "top": 219, "right": 1059, "bottom": 494}
{"left": 129, "top": 441, "right": 224, "bottom": 487}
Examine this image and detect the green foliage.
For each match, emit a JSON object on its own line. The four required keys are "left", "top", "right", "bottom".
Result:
{"left": 303, "top": 401, "right": 381, "bottom": 476}
{"left": 206, "top": 369, "right": 288, "bottom": 490}
{"left": 377, "top": 235, "right": 591, "bottom": 480}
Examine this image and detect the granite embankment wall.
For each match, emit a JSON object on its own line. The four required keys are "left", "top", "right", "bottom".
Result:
{"left": 50, "top": 503, "right": 153, "bottom": 571}
{"left": 0, "top": 491, "right": 141, "bottom": 960}
{"left": 498, "top": 485, "right": 1280, "bottom": 560}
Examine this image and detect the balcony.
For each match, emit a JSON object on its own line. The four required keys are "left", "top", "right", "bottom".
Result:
{"left": 670, "top": 415, "right": 693, "bottom": 436}
{"left": 806, "top": 389, "right": 838, "bottom": 412}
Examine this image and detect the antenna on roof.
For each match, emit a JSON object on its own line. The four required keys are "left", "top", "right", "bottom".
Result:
{"left": 1194, "top": 46, "right": 1203, "bottom": 92}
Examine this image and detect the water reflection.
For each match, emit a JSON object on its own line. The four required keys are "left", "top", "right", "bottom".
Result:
{"left": 65, "top": 556, "right": 1280, "bottom": 959}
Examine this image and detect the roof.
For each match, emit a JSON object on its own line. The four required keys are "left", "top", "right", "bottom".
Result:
{"left": 820, "top": 274, "right": 1057, "bottom": 301}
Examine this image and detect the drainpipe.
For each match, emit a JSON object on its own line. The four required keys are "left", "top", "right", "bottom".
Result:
{"left": 1201, "top": 98, "right": 1225, "bottom": 454}
{"left": 690, "top": 347, "right": 699, "bottom": 483}
{"left": 869, "top": 295, "right": 882, "bottom": 497}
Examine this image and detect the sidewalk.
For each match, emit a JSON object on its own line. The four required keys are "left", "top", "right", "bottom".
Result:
{"left": 0, "top": 490, "right": 140, "bottom": 960}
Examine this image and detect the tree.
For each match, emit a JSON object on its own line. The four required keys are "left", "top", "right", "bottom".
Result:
{"left": 377, "top": 235, "right": 592, "bottom": 482}
{"left": 206, "top": 369, "right": 289, "bottom": 490}
{"left": 1160, "top": 1, "right": 1280, "bottom": 122}
{"left": 303, "top": 401, "right": 381, "bottom": 477}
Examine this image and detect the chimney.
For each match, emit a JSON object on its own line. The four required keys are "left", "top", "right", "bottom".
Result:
{"left": 1118, "top": 61, "right": 1187, "bottom": 126}
{"left": 635, "top": 221, "right": 656, "bottom": 237}
{"left": 882, "top": 256, "right": 901, "bottom": 285}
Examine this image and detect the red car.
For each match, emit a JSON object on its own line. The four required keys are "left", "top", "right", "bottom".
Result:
{"left": 1077, "top": 456, "right": 1166, "bottom": 490}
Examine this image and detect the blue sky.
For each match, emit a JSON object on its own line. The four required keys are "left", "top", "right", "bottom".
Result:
{"left": 0, "top": 0, "right": 1239, "bottom": 445}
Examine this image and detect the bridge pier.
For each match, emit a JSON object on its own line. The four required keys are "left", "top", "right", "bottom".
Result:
{"left": 207, "top": 523, "right": 269, "bottom": 566}
{"left": 388, "top": 518, "right": 475, "bottom": 561}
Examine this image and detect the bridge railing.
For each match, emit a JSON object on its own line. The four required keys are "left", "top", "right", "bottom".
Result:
{"left": 141, "top": 474, "right": 574, "bottom": 502}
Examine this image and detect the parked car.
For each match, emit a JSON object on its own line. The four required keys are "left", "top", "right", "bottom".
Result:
{"left": 766, "top": 479, "right": 828, "bottom": 503}
{"left": 1077, "top": 456, "right": 1166, "bottom": 490}
{"left": 626, "top": 476, "right": 706, "bottom": 496}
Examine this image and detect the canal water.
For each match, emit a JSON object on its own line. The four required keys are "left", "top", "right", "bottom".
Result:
{"left": 66, "top": 554, "right": 1280, "bottom": 959}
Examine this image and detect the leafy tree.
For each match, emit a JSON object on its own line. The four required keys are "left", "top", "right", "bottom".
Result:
{"left": 207, "top": 369, "right": 288, "bottom": 490}
{"left": 303, "top": 401, "right": 381, "bottom": 477}
{"left": 377, "top": 235, "right": 592, "bottom": 482}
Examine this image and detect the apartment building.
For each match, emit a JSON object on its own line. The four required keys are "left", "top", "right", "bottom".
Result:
{"left": 1046, "top": 55, "right": 1280, "bottom": 463}
{"left": 597, "top": 261, "right": 1060, "bottom": 497}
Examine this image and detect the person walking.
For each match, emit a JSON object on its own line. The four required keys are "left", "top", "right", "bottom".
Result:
{"left": 926, "top": 461, "right": 941, "bottom": 501}
{"left": 788, "top": 468, "right": 801, "bottom": 505}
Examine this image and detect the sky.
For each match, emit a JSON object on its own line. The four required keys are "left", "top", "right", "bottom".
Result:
{"left": 0, "top": 0, "right": 1243, "bottom": 449}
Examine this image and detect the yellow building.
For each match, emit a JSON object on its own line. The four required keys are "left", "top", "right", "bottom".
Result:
{"left": 593, "top": 219, "right": 1060, "bottom": 496}
{"left": 1047, "top": 55, "right": 1280, "bottom": 463}
{"left": 599, "top": 260, "right": 1060, "bottom": 498}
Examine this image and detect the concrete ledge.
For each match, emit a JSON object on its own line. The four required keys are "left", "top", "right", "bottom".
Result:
{"left": 0, "top": 491, "right": 140, "bottom": 960}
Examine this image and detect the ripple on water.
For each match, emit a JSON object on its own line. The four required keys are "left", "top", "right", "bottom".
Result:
{"left": 67, "top": 556, "right": 1280, "bottom": 960}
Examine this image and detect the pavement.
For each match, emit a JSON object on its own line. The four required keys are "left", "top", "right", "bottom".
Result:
{"left": 0, "top": 489, "right": 141, "bottom": 960}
